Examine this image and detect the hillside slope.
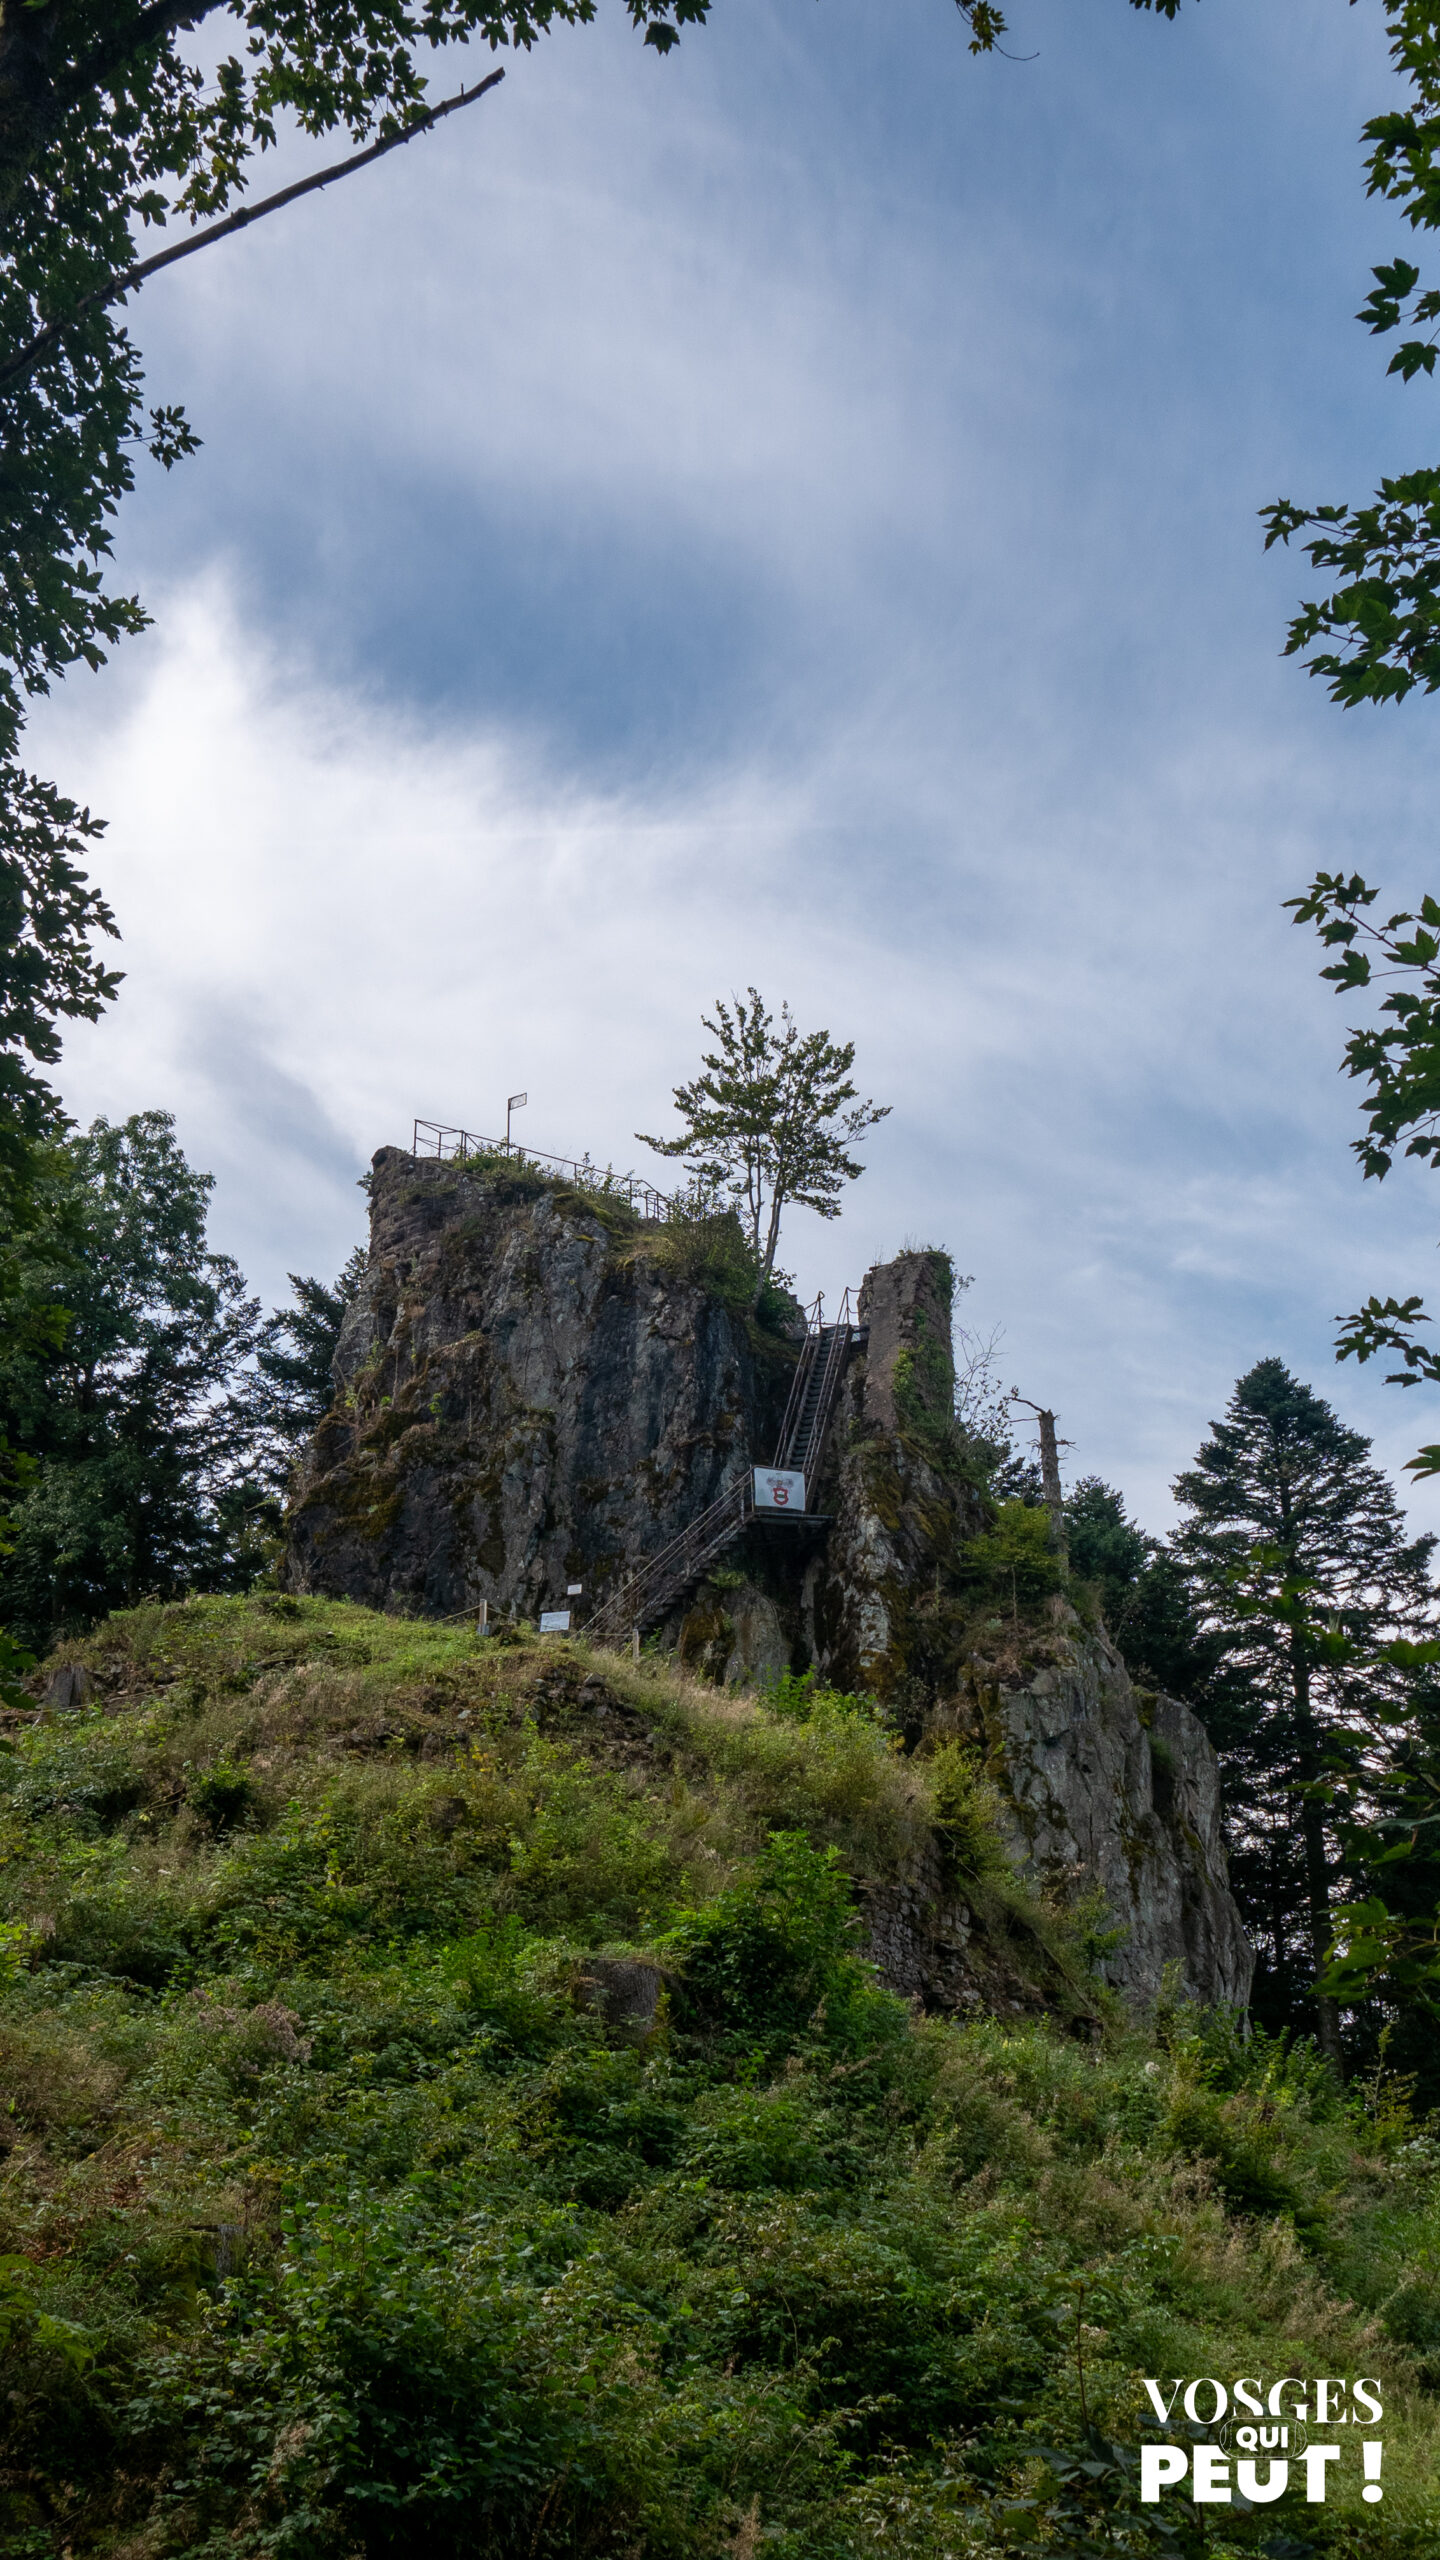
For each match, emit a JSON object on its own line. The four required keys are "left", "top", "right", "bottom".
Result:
{"left": 1, "top": 1597, "right": 1437, "bottom": 2557}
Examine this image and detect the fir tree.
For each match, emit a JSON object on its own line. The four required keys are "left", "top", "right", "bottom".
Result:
{"left": 1173, "top": 1356, "right": 1438, "bottom": 2061}
{"left": 247, "top": 1251, "right": 367, "bottom": 1489}
{"left": 1063, "top": 1477, "right": 1220, "bottom": 1704}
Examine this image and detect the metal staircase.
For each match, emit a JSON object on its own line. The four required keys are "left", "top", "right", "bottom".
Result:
{"left": 583, "top": 1477, "right": 756, "bottom": 1646}
{"left": 583, "top": 1289, "right": 865, "bottom": 1646}
{"left": 773, "top": 1290, "right": 861, "bottom": 1485}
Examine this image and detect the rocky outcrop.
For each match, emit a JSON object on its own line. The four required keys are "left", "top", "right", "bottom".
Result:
{"left": 862, "top": 1620, "right": 1253, "bottom": 2016}
{"left": 283, "top": 1149, "right": 796, "bottom": 1620}
{"left": 285, "top": 1149, "right": 1252, "bottom": 2014}
{"left": 803, "top": 1251, "right": 989, "bottom": 1700}
{"left": 858, "top": 1251, "right": 955, "bottom": 1437}
{"left": 968, "top": 1618, "right": 1253, "bottom": 2009}
{"left": 862, "top": 1844, "right": 1061, "bottom": 2024}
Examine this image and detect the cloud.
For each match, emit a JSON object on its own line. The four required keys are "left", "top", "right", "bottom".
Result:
{"left": 35, "top": 565, "right": 1440, "bottom": 1535}
{"left": 24, "top": 0, "right": 1440, "bottom": 1534}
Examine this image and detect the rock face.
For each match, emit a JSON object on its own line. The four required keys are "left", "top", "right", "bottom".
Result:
{"left": 858, "top": 1251, "right": 956, "bottom": 1436}
{"left": 806, "top": 1250, "right": 989, "bottom": 1701}
{"left": 966, "top": 1620, "right": 1253, "bottom": 2010}
{"left": 283, "top": 1149, "right": 794, "bottom": 1620}
{"left": 285, "top": 1148, "right": 1252, "bottom": 2013}
{"left": 857, "top": 1617, "right": 1253, "bottom": 2018}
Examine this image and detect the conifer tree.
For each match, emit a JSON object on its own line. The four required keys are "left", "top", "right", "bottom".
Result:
{"left": 1173, "top": 1357, "right": 1437, "bottom": 2060}
{"left": 246, "top": 1250, "right": 367, "bottom": 1491}
{"left": 1063, "top": 1476, "right": 1220, "bottom": 1704}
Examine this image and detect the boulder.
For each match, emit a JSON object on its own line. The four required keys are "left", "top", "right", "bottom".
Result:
{"left": 43, "top": 1664, "right": 92, "bottom": 1711}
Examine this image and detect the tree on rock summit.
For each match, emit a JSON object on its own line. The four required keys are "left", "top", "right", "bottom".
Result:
{"left": 639, "top": 990, "right": 888, "bottom": 1309}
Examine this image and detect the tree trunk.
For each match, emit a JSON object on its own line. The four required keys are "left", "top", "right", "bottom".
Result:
{"left": 1036, "top": 1409, "right": 1068, "bottom": 1558}
{"left": 753, "top": 1189, "right": 787, "bottom": 1310}
{"left": 1290, "top": 1626, "right": 1345, "bottom": 2070}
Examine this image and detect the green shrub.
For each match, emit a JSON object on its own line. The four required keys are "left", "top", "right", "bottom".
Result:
{"left": 661, "top": 1831, "right": 900, "bottom": 2053}
{"left": 10, "top": 1717, "right": 151, "bottom": 1830}
{"left": 760, "top": 1666, "right": 886, "bottom": 1728}
{"left": 186, "top": 1760, "right": 258, "bottom": 1834}
{"left": 139, "top": 2194, "right": 581, "bottom": 2558}
{"left": 618, "top": 1208, "right": 754, "bottom": 1303}
{"left": 438, "top": 1917, "right": 558, "bottom": 2053}
{"left": 957, "top": 1501, "right": 1065, "bottom": 1603}
{"left": 924, "top": 1741, "right": 1011, "bottom": 1882}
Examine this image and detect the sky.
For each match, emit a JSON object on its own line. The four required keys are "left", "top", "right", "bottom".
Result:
{"left": 28, "top": 0, "right": 1440, "bottom": 1530}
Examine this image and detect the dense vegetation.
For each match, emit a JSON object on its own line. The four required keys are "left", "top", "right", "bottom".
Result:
{"left": 1, "top": 1595, "right": 1437, "bottom": 2556}
{"left": 0, "top": 1111, "right": 362, "bottom": 1650}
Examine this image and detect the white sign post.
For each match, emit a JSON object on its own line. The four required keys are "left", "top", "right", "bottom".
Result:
{"left": 753, "top": 1467, "right": 806, "bottom": 1514}
{"left": 539, "top": 1610, "right": 571, "bottom": 1634}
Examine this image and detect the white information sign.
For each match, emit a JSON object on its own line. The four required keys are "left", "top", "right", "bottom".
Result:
{"left": 539, "top": 1610, "right": 572, "bottom": 1634}
{"left": 753, "top": 1467, "right": 806, "bottom": 1514}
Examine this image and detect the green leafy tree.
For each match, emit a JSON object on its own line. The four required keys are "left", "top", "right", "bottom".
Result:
{"left": 1172, "top": 1356, "right": 1437, "bottom": 2061}
{"left": 1260, "top": 11, "right": 1440, "bottom": 1479}
{"left": 1262, "top": 5, "right": 1440, "bottom": 704}
{"left": 1285, "top": 870, "right": 1440, "bottom": 1477}
{"left": 0, "top": 776, "right": 120, "bottom": 1212}
{"left": 0, "top": 1110, "right": 265, "bottom": 1648}
{"left": 639, "top": 989, "right": 889, "bottom": 1306}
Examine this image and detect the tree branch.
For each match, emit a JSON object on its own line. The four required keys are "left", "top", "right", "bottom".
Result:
{"left": 0, "top": 63, "right": 505, "bottom": 396}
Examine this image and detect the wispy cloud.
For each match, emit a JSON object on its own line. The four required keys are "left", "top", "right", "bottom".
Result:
{"left": 29, "top": 0, "right": 1440, "bottom": 1532}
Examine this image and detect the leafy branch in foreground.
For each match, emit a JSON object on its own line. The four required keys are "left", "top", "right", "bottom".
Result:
{"left": 1284, "top": 870, "right": 1440, "bottom": 1471}
{"left": 1260, "top": 6, "right": 1440, "bottom": 703}
{"left": 0, "top": 773, "right": 119, "bottom": 1201}
{"left": 0, "top": 66, "right": 509, "bottom": 398}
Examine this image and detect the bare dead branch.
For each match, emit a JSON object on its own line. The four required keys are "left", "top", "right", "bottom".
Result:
{"left": 0, "top": 63, "right": 505, "bottom": 396}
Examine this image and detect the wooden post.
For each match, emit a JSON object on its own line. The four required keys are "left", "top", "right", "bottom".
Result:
{"left": 476, "top": 1600, "right": 489, "bottom": 1637}
{"left": 631, "top": 1627, "right": 641, "bottom": 1663}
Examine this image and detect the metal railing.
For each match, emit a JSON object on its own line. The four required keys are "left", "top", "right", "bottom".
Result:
{"left": 773, "top": 1288, "right": 861, "bottom": 1476}
{"left": 585, "top": 1475, "right": 756, "bottom": 1644}
{"left": 772, "top": 1296, "right": 823, "bottom": 1468}
{"left": 411, "top": 1119, "right": 710, "bottom": 1225}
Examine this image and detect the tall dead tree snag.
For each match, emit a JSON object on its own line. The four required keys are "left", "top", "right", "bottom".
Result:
{"left": 1012, "top": 1392, "right": 1069, "bottom": 1558}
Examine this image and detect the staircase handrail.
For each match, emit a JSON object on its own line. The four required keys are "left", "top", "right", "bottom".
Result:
{"left": 585, "top": 1474, "right": 753, "bottom": 1642}
{"left": 772, "top": 1288, "right": 860, "bottom": 1474}
{"left": 773, "top": 1296, "right": 824, "bottom": 1469}
{"left": 583, "top": 1286, "right": 865, "bottom": 1648}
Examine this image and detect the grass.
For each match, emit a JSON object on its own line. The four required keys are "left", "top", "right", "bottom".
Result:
{"left": 0, "top": 1595, "right": 1437, "bottom": 2557}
